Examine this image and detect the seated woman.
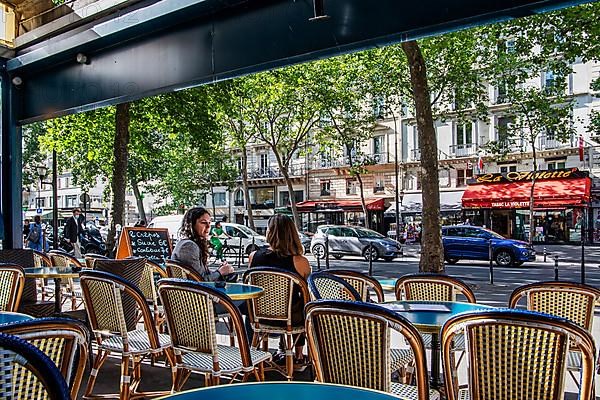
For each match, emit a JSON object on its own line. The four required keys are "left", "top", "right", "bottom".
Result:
{"left": 171, "top": 207, "right": 234, "bottom": 281}
{"left": 249, "top": 214, "right": 311, "bottom": 363}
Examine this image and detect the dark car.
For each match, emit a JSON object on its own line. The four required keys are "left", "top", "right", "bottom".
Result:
{"left": 310, "top": 225, "right": 402, "bottom": 261}
{"left": 442, "top": 225, "right": 536, "bottom": 266}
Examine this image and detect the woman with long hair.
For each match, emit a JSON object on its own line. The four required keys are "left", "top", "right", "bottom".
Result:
{"left": 249, "top": 214, "right": 311, "bottom": 363}
{"left": 171, "top": 207, "right": 234, "bottom": 281}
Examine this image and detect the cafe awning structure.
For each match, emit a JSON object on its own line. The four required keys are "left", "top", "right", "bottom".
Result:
{"left": 296, "top": 199, "right": 386, "bottom": 213}
{"left": 462, "top": 177, "right": 592, "bottom": 209}
{"left": 384, "top": 191, "right": 464, "bottom": 215}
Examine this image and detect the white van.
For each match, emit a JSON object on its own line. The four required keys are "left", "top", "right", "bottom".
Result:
{"left": 148, "top": 215, "right": 267, "bottom": 254}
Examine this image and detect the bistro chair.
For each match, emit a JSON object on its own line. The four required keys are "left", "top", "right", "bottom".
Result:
{"left": 509, "top": 281, "right": 600, "bottom": 387}
{"left": 48, "top": 250, "right": 85, "bottom": 310}
{"left": 0, "top": 264, "right": 25, "bottom": 312}
{"left": 0, "top": 332, "right": 71, "bottom": 400}
{"left": 80, "top": 270, "right": 175, "bottom": 400}
{"left": 0, "top": 249, "right": 54, "bottom": 317}
{"left": 395, "top": 273, "right": 476, "bottom": 370}
{"left": 84, "top": 253, "right": 110, "bottom": 269}
{"left": 158, "top": 278, "right": 271, "bottom": 390}
{"left": 305, "top": 300, "right": 439, "bottom": 400}
{"left": 138, "top": 259, "right": 168, "bottom": 328}
{"left": 329, "top": 269, "right": 385, "bottom": 302}
{"left": 307, "top": 272, "right": 362, "bottom": 301}
{"left": 441, "top": 308, "right": 595, "bottom": 400}
{"left": 0, "top": 317, "right": 89, "bottom": 399}
{"left": 165, "top": 259, "right": 204, "bottom": 282}
{"left": 243, "top": 266, "right": 311, "bottom": 380}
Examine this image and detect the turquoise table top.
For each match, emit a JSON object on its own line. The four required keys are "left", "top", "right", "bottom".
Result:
{"left": 378, "top": 278, "right": 397, "bottom": 290}
{"left": 23, "top": 267, "right": 80, "bottom": 278}
{"left": 381, "top": 301, "right": 493, "bottom": 333}
{"left": 158, "top": 382, "right": 400, "bottom": 400}
{"left": 0, "top": 312, "right": 34, "bottom": 325}
{"left": 199, "top": 282, "right": 264, "bottom": 300}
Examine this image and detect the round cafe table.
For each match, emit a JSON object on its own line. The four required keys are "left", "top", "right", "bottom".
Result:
{"left": 0, "top": 312, "right": 34, "bottom": 325}
{"left": 377, "top": 278, "right": 397, "bottom": 291}
{"left": 198, "top": 282, "right": 264, "bottom": 300}
{"left": 381, "top": 300, "right": 493, "bottom": 389}
{"left": 23, "top": 267, "right": 81, "bottom": 314}
{"left": 158, "top": 382, "right": 401, "bottom": 400}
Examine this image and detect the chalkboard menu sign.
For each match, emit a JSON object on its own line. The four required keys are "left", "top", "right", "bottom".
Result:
{"left": 116, "top": 227, "right": 172, "bottom": 262}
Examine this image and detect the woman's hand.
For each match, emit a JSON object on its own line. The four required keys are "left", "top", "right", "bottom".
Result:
{"left": 218, "top": 261, "right": 234, "bottom": 276}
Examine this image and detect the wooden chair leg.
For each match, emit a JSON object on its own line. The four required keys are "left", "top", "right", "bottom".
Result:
{"left": 120, "top": 355, "right": 131, "bottom": 400}
{"left": 83, "top": 350, "right": 108, "bottom": 398}
{"left": 286, "top": 334, "right": 293, "bottom": 380}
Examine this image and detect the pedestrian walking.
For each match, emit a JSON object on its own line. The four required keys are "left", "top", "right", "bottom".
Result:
{"left": 64, "top": 208, "right": 84, "bottom": 258}
{"left": 26, "top": 215, "right": 45, "bottom": 252}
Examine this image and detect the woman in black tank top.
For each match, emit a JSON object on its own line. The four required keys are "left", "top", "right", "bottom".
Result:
{"left": 248, "top": 215, "right": 311, "bottom": 362}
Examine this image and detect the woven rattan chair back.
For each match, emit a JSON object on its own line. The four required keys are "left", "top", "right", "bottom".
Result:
{"left": 307, "top": 272, "right": 361, "bottom": 301}
{"left": 84, "top": 254, "right": 109, "bottom": 269}
{"left": 509, "top": 281, "right": 600, "bottom": 332}
{"left": 165, "top": 259, "right": 203, "bottom": 282}
{"left": 395, "top": 273, "right": 476, "bottom": 303}
{"left": 0, "top": 318, "right": 89, "bottom": 399}
{"left": 48, "top": 250, "right": 83, "bottom": 269}
{"left": 138, "top": 260, "right": 166, "bottom": 303}
{"left": 244, "top": 267, "right": 308, "bottom": 323}
{"left": 0, "top": 265, "right": 24, "bottom": 312}
{"left": 306, "top": 300, "right": 430, "bottom": 399}
{"left": 0, "top": 250, "right": 36, "bottom": 302}
{"left": 80, "top": 270, "right": 162, "bottom": 350}
{"left": 442, "top": 309, "right": 595, "bottom": 400}
{"left": 0, "top": 332, "right": 71, "bottom": 400}
{"left": 32, "top": 250, "right": 51, "bottom": 268}
{"left": 330, "top": 269, "right": 385, "bottom": 302}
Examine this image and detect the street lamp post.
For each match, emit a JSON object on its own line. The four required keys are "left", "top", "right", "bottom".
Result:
{"left": 391, "top": 112, "right": 401, "bottom": 242}
{"left": 36, "top": 150, "right": 58, "bottom": 250}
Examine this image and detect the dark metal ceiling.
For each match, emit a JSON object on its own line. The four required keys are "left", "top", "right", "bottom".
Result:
{"left": 5, "top": 0, "right": 596, "bottom": 122}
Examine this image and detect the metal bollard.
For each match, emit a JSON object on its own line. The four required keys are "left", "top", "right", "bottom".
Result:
{"left": 324, "top": 234, "right": 330, "bottom": 270}
{"left": 238, "top": 236, "right": 243, "bottom": 268}
{"left": 316, "top": 253, "right": 321, "bottom": 271}
{"left": 581, "top": 229, "right": 586, "bottom": 285}
{"left": 554, "top": 255, "right": 559, "bottom": 281}
{"left": 543, "top": 247, "right": 547, "bottom": 263}
{"left": 488, "top": 239, "right": 494, "bottom": 285}
{"left": 368, "top": 243, "right": 374, "bottom": 276}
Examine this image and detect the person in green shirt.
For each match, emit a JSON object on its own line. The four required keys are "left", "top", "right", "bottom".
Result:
{"left": 209, "top": 221, "right": 231, "bottom": 260}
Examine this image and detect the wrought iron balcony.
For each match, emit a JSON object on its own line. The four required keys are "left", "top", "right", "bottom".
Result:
{"left": 449, "top": 143, "right": 478, "bottom": 157}
{"left": 538, "top": 134, "right": 572, "bottom": 150}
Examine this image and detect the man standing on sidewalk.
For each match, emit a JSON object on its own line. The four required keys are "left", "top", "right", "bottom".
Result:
{"left": 65, "top": 208, "right": 84, "bottom": 258}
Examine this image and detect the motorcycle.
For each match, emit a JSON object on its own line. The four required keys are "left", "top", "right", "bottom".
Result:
{"left": 46, "top": 224, "right": 107, "bottom": 256}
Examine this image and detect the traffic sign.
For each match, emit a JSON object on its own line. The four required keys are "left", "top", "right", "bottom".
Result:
{"left": 36, "top": 208, "right": 43, "bottom": 214}
{"left": 80, "top": 193, "right": 91, "bottom": 204}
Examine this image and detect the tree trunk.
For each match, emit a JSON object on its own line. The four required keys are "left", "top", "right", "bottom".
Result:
{"left": 106, "top": 103, "right": 131, "bottom": 256}
{"left": 130, "top": 180, "right": 146, "bottom": 223}
{"left": 355, "top": 172, "right": 370, "bottom": 229}
{"left": 402, "top": 40, "right": 444, "bottom": 273}
{"left": 272, "top": 148, "right": 301, "bottom": 228}
{"left": 241, "top": 150, "right": 256, "bottom": 230}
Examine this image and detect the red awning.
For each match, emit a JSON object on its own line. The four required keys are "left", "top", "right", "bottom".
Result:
{"left": 296, "top": 198, "right": 386, "bottom": 212}
{"left": 462, "top": 178, "right": 591, "bottom": 209}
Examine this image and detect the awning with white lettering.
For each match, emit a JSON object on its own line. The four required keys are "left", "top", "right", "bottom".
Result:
{"left": 462, "top": 178, "right": 591, "bottom": 209}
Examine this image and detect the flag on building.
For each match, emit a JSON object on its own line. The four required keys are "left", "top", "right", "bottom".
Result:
{"left": 477, "top": 155, "right": 484, "bottom": 172}
{"left": 579, "top": 135, "right": 585, "bottom": 162}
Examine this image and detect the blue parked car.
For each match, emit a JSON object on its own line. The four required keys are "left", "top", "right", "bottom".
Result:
{"left": 442, "top": 225, "right": 536, "bottom": 267}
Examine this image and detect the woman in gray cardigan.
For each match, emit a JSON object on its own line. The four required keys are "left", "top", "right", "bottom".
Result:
{"left": 171, "top": 207, "right": 234, "bottom": 281}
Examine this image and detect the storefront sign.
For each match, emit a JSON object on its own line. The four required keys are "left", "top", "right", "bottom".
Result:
{"left": 470, "top": 168, "right": 587, "bottom": 185}
{"left": 490, "top": 201, "right": 530, "bottom": 208}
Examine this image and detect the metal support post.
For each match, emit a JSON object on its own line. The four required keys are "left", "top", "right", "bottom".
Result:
{"left": 238, "top": 236, "right": 243, "bottom": 268}
{"left": 554, "top": 255, "right": 559, "bottom": 281}
{"left": 581, "top": 227, "right": 586, "bottom": 284}
{"left": 488, "top": 239, "right": 494, "bottom": 285}
{"left": 368, "top": 243, "right": 374, "bottom": 276}
{"left": 324, "top": 234, "right": 330, "bottom": 270}
{"left": 543, "top": 247, "right": 547, "bottom": 262}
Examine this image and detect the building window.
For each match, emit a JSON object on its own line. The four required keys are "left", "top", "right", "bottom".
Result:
{"left": 234, "top": 189, "right": 244, "bottom": 206}
{"left": 35, "top": 197, "right": 45, "bottom": 208}
{"left": 259, "top": 153, "right": 269, "bottom": 175}
{"left": 499, "top": 165, "right": 518, "bottom": 173}
{"left": 456, "top": 123, "right": 473, "bottom": 146}
{"left": 373, "top": 136, "right": 384, "bottom": 156}
{"left": 236, "top": 157, "right": 243, "bottom": 173}
{"left": 65, "top": 195, "right": 78, "bottom": 207}
{"left": 279, "top": 190, "right": 304, "bottom": 206}
{"left": 547, "top": 161, "right": 566, "bottom": 170}
{"left": 346, "top": 179, "right": 358, "bottom": 195}
{"left": 320, "top": 181, "right": 331, "bottom": 196}
{"left": 374, "top": 175, "right": 385, "bottom": 193}
{"left": 456, "top": 169, "right": 473, "bottom": 187}
{"left": 250, "top": 187, "right": 274, "bottom": 208}
{"left": 213, "top": 192, "right": 226, "bottom": 207}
